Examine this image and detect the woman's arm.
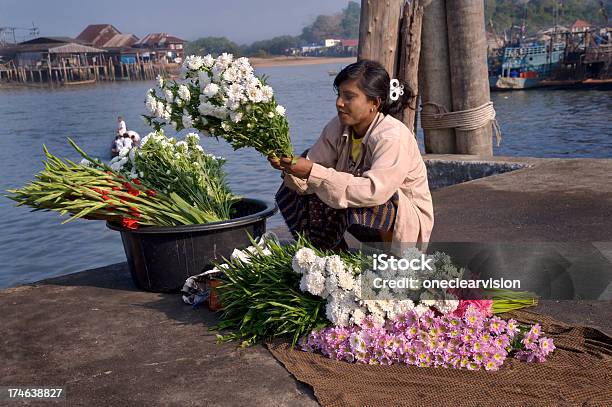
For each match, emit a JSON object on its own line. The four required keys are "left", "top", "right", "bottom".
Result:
{"left": 306, "top": 134, "right": 414, "bottom": 208}
{"left": 279, "top": 117, "right": 341, "bottom": 193}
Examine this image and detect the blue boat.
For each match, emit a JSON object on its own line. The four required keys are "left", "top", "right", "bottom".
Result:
{"left": 489, "top": 42, "right": 566, "bottom": 90}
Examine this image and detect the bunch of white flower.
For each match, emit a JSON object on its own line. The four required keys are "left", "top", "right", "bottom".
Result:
{"left": 229, "top": 233, "right": 278, "bottom": 264}
{"left": 144, "top": 53, "right": 294, "bottom": 159}
{"left": 292, "top": 248, "right": 362, "bottom": 326}
{"left": 108, "top": 129, "right": 235, "bottom": 220}
{"left": 291, "top": 245, "right": 465, "bottom": 327}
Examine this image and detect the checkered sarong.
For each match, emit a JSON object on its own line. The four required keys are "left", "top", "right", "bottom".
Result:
{"left": 275, "top": 183, "right": 398, "bottom": 250}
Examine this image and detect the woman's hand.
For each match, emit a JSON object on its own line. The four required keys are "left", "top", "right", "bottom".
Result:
{"left": 267, "top": 156, "right": 283, "bottom": 171}
{"left": 267, "top": 156, "right": 313, "bottom": 179}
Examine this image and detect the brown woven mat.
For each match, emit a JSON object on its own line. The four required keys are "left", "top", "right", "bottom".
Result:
{"left": 267, "top": 309, "right": 612, "bottom": 407}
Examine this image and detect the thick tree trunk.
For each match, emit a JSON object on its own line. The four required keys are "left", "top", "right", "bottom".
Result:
{"left": 358, "top": 0, "right": 403, "bottom": 76}
{"left": 419, "top": 0, "right": 456, "bottom": 153}
{"left": 397, "top": 0, "right": 424, "bottom": 131}
{"left": 446, "top": 0, "right": 493, "bottom": 155}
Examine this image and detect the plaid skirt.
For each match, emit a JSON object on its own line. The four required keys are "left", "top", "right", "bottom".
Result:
{"left": 275, "top": 183, "right": 399, "bottom": 250}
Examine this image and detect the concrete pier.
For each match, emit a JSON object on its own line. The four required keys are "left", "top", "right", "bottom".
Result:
{"left": 1, "top": 156, "right": 611, "bottom": 405}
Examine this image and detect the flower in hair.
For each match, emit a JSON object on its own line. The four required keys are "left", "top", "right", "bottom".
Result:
{"left": 389, "top": 79, "right": 404, "bottom": 101}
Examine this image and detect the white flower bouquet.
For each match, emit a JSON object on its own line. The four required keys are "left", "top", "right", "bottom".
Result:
{"left": 8, "top": 132, "right": 237, "bottom": 229}
{"left": 110, "top": 130, "right": 237, "bottom": 221}
{"left": 144, "top": 53, "right": 294, "bottom": 159}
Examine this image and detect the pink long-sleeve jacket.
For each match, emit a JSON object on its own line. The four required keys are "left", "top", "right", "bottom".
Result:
{"left": 283, "top": 113, "right": 434, "bottom": 246}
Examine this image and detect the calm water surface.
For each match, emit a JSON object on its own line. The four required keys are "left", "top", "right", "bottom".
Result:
{"left": 1, "top": 62, "right": 610, "bottom": 287}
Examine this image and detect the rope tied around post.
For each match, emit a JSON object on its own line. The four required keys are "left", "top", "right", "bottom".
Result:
{"left": 420, "top": 101, "right": 502, "bottom": 146}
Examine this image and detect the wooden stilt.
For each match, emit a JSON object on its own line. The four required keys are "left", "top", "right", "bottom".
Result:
{"left": 420, "top": 0, "right": 456, "bottom": 153}
{"left": 397, "top": 0, "right": 424, "bottom": 131}
{"left": 446, "top": 0, "right": 492, "bottom": 155}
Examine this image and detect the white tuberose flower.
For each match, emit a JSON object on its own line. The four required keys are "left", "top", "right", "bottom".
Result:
{"left": 183, "top": 55, "right": 204, "bottom": 71}
{"left": 299, "top": 271, "right": 325, "bottom": 297}
{"left": 275, "top": 105, "right": 286, "bottom": 116}
{"left": 292, "top": 247, "right": 318, "bottom": 274}
{"left": 260, "top": 85, "right": 273, "bottom": 102}
{"left": 182, "top": 113, "right": 193, "bottom": 129}
{"left": 202, "top": 83, "right": 220, "bottom": 98}
{"left": 178, "top": 84, "right": 190, "bottom": 101}
{"left": 202, "top": 54, "right": 215, "bottom": 68}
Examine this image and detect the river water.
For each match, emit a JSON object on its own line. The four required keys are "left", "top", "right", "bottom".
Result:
{"left": 1, "top": 62, "right": 610, "bottom": 288}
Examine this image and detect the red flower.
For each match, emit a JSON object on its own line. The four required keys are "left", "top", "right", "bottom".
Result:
{"left": 146, "top": 189, "right": 157, "bottom": 197}
{"left": 112, "top": 186, "right": 121, "bottom": 191}
{"left": 101, "top": 195, "right": 110, "bottom": 201}
{"left": 121, "top": 217, "right": 139, "bottom": 230}
{"left": 133, "top": 179, "right": 142, "bottom": 185}
{"left": 91, "top": 187, "right": 102, "bottom": 194}
{"left": 128, "top": 189, "right": 140, "bottom": 197}
{"left": 105, "top": 171, "right": 114, "bottom": 175}
{"left": 123, "top": 182, "right": 132, "bottom": 189}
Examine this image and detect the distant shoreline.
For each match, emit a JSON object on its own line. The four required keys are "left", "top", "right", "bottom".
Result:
{"left": 249, "top": 56, "right": 357, "bottom": 68}
{"left": 0, "top": 57, "right": 357, "bottom": 89}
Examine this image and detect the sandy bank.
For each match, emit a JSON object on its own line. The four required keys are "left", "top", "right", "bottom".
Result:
{"left": 249, "top": 56, "right": 356, "bottom": 68}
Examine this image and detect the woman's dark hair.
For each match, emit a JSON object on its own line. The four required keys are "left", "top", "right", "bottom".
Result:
{"left": 333, "top": 59, "right": 413, "bottom": 116}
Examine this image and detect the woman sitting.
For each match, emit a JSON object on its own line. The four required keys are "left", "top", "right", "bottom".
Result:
{"left": 269, "top": 59, "right": 433, "bottom": 251}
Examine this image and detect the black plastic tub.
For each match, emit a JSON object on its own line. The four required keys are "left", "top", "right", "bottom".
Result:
{"left": 107, "top": 198, "right": 277, "bottom": 293}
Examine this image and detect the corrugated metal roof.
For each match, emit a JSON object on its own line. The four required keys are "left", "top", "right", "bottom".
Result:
{"left": 341, "top": 39, "right": 358, "bottom": 47}
{"left": 19, "top": 37, "right": 81, "bottom": 45}
{"left": 77, "top": 24, "right": 121, "bottom": 46}
{"left": 14, "top": 42, "right": 106, "bottom": 54}
{"left": 102, "top": 34, "right": 138, "bottom": 48}
{"left": 48, "top": 43, "right": 106, "bottom": 54}
{"left": 572, "top": 19, "right": 591, "bottom": 29}
{"left": 135, "top": 33, "right": 185, "bottom": 47}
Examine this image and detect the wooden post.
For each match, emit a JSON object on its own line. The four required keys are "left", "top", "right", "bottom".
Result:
{"left": 358, "top": 0, "right": 403, "bottom": 76}
{"left": 396, "top": 0, "right": 424, "bottom": 131}
{"left": 47, "top": 54, "right": 52, "bottom": 83}
{"left": 446, "top": 0, "right": 492, "bottom": 155}
{"left": 419, "top": 0, "right": 456, "bottom": 153}
{"left": 61, "top": 59, "right": 67, "bottom": 83}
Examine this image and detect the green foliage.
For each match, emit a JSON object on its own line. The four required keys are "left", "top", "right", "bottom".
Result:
{"left": 485, "top": 0, "right": 612, "bottom": 34}
{"left": 185, "top": 37, "right": 242, "bottom": 57}
{"left": 302, "top": 1, "right": 361, "bottom": 43}
{"left": 340, "top": 1, "right": 361, "bottom": 39}
{"left": 243, "top": 35, "right": 303, "bottom": 57}
{"left": 213, "top": 237, "right": 328, "bottom": 347}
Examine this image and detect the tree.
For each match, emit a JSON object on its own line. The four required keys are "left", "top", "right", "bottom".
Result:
{"left": 185, "top": 37, "right": 242, "bottom": 57}
{"left": 341, "top": 1, "right": 361, "bottom": 39}
{"left": 243, "top": 35, "right": 303, "bottom": 56}
{"left": 484, "top": 0, "right": 612, "bottom": 34}
{"left": 302, "top": 14, "right": 342, "bottom": 43}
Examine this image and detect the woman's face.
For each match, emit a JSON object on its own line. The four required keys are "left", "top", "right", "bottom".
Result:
{"left": 336, "top": 79, "right": 378, "bottom": 127}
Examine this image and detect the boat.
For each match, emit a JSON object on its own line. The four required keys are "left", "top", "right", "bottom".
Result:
{"left": 63, "top": 78, "right": 97, "bottom": 86}
{"left": 488, "top": 42, "right": 566, "bottom": 90}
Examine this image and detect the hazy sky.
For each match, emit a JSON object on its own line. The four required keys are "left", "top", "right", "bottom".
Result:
{"left": 1, "top": 0, "right": 351, "bottom": 44}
